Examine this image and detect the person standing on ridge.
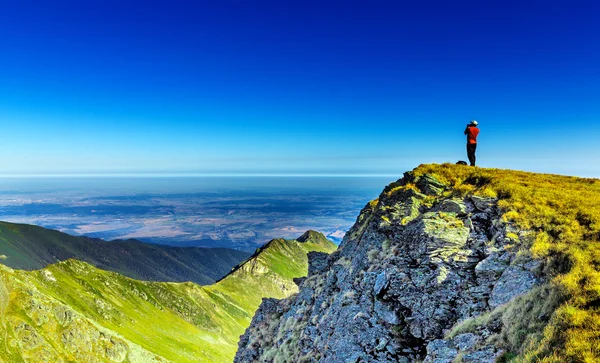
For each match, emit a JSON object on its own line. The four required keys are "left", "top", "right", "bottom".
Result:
{"left": 464, "top": 120, "right": 480, "bottom": 166}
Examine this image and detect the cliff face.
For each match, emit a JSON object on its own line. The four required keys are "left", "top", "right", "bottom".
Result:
{"left": 235, "top": 171, "right": 547, "bottom": 363}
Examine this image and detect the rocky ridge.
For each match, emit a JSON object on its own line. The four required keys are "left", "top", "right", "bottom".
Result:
{"left": 235, "top": 171, "right": 546, "bottom": 362}
{"left": 0, "top": 231, "right": 336, "bottom": 362}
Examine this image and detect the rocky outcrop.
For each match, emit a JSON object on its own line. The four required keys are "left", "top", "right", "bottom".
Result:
{"left": 235, "top": 172, "right": 544, "bottom": 362}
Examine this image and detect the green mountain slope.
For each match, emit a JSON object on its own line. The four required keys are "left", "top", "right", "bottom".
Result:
{"left": 0, "top": 221, "right": 250, "bottom": 285}
{"left": 211, "top": 230, "right": 338, "bottom": 316}
{"left": 0, "top": 230, "right": 336, "bottom": 362}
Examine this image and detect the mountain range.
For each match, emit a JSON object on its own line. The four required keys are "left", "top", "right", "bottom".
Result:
{"left": 0, "top": 227, "right": 336, "bottom": 362}
{"left": 0, "top": 221, "right": 250, "bottom": 285}
{"left": 3, "top": 163, "right": 599, "bottom": 362}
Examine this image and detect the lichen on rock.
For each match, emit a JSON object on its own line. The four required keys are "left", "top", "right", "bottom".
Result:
{"left": 235, "top": 171, "right": 545, "bottom": 362}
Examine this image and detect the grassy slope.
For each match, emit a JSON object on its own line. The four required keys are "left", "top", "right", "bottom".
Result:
{"left": 211, "top": 232, "right": 338, "bottom": 316}
{"left": 0, "top": 221, "right": 250, "bottom": 285}
{"left": 0, "top": 231, "right": 337, "bottom": 363}
{"left": 408, "top": 163, "right": 600, "bottom": 362}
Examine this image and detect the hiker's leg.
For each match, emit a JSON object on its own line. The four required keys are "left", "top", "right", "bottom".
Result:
{"left": 472, "top": 144, "right": 477, "bottom": 166}
{"left": 467, "top": 144, "right": 476, "bottom": 166}
{"left": 467, "top": 145, "right": 474, "bottom": 166}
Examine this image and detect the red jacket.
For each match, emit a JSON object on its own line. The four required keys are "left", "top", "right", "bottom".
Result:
{"left": 464, "top": 126, "right": 479, "bottom": 144}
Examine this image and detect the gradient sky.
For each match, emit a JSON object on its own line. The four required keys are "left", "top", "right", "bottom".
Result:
{"left": 0, "top": 0, "right": 598, "bottom": 176}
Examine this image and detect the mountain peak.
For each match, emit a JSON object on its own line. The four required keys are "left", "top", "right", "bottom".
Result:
{"left": 236, "top": 163, "right": 600, "bottom": 362}
{"left": 297, "top": 230, "right": 330, "bottom": 245}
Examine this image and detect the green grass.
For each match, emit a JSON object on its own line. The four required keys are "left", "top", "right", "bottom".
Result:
{"left": 405, "top": 163, "right": 600, "bottom": 362}
{"left": 0, "top": 221, "right": 250, "bottom": 285}
{"left": 0, "top": 232, "right": 336, "bottom": 362}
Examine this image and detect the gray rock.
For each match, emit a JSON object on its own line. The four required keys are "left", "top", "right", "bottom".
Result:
{"left": 462, "top": 347, "right": 503, "bottom": 363}
{"left": 105, "top": 337, "right": 127, "bottom": 362}
{"left": 14, "top": 323, "right": 45, "bottom": 350}
{"left": 54, "top": 305, "right": 75, "bottom": 326}
{"left": 475, "top": 252, "right": 509, "bottom": 281}
{"left": 454, "top": 333, "right": 479, "bottom": 351}
{"left": 419, "top": 216, "right": 470, "bottom": 260}
{"left": 374, "top": 300, "right": 398, "bottom": 325}
{"left": 416, "top": 174, "right": 446, "bottom": 196}
{"left": 293, "top": 276, "right": 306, "bottom": 287}
{"left": 307, "top": 251, "right": 330, "bottom": 276}
{"left": 489, "top": 265, "right": 538, "bottom": 307}
{"left": 471, "top": 196, "right": 495, "bottom": 212}
{"left": 463, "top": 217, "right": 474, "bottom": 231}
{"left": 425, "top": 339, "right": 458, "bottom": 363}
{"left": 235, "top": 171, "right": 541, "bottom": 363}
{"left": 439, "top": 199, "right": 467, "bottom": 215}
{"left": 375, "top": 338, "right": 388, "bottom": 351}
{"left": 471, "top": 212, "right": 490, "bottom": 221}
{"left": 373, "top": 271, "right": 390, "bottom": 297}
{"left": 450, "top": 249, "right": 480, "bottom": 269}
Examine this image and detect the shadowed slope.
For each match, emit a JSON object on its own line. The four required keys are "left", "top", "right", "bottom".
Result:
{"left": 0, "top": 230, "right": 336, "bottom": 362}
{"left": 0, "top": 221, "right": 250, "bottom": 285}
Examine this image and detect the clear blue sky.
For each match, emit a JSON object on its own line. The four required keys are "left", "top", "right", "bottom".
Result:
{"left": 0, "top": 0, "right": 598, "bottom": 176}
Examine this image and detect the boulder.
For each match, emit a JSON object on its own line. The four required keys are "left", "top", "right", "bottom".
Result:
{"left": 416, "top": 174, "right": 446, "bottom": 196}
{"left": 489, "top": 265, "right": 538, "bottom": 308}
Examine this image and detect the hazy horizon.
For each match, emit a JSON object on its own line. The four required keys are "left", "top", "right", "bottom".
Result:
{"left": 0, "top": 175, "right": 391, "bottom": 249}
{"left": 1, "top": 162, "right": 599, "bottom": 178}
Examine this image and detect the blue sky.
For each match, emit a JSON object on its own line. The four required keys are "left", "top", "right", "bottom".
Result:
{"left": 0, "top": 0, "right": 598, "bottom": 176}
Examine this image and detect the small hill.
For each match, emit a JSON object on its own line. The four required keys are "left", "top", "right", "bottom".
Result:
{"left": 0, "top": 221, "right": 250, "bottom": 285}
{"left": 236, "top": 164, "right": 600, "bottom": 363}
{"left": 0, "top": 230, "right": 336, "bottom": 362}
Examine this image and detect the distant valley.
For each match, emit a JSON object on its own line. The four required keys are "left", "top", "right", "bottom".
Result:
{"left": 0, "top": 224, "right": 336, "bottom": 362}
{"left": 0, "top": 221, "right": 249, "bottom": 285}
{"left": 0, "top": 176, "right": 387, "bottom": 249}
